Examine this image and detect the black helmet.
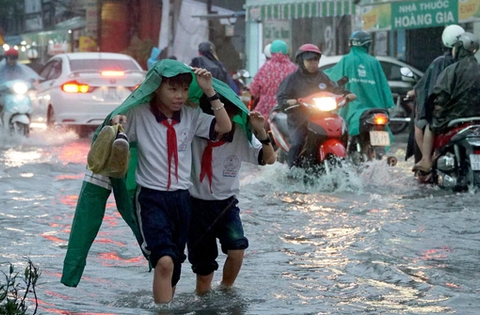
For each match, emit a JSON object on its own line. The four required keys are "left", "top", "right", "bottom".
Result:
{"left": 456, "top": 32, "right": 479, "bottom": 54}
{"left": 349, "top": 31, "right": 372, "bottom": 47}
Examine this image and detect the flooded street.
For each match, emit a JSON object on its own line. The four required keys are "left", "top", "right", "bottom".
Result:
{"left": 1, "top": 128, "right": 479, "bottom": 314}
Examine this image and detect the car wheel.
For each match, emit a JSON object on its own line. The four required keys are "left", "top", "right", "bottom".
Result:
{"left": 47, "top": 107, "right": 55, "bottom": 128}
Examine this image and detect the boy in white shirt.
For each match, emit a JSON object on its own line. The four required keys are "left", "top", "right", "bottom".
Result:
{"left": 188, "top": 100, "right": 276, "bottom": 295}
{"left": 110, "top": 64, "right": 232, "bottom": 304}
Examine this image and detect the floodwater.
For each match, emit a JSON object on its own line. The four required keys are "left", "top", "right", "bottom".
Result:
{"left": 1, "top": 128, "right": 479, "bottom": 315}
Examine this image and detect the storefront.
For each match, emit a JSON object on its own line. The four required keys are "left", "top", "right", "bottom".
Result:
{"left": 244, "top": 0, "right": 356, "bottom": 75}
{"left": 21, "top": 17, "right": 86, "bottom": 63}
{"left": 359, "top": 0, "right": 480, "bottom": 71}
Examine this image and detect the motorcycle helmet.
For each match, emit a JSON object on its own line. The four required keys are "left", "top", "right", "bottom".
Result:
{"left": 4, "top": 47, "right": 19, "bottom": 58}
{"left": 27, "top": 48, "right": 39, "bottom": 59}
{"left": 295, "top": 43, "right": 322, "bottom": 63}
{"left": 455, "top": 32, "right": 479, "bottom": 54}
{"left": 441, "top": 24, "right": 465, "bottom": 48}
{"left": 349, "top": 31, "right": 372, "bottom": 47}
{"left": 263, "top": 43, "right": 272, "bottom": 59}
{"left": 270, "top": 40, "right": 288, "bottom": 54}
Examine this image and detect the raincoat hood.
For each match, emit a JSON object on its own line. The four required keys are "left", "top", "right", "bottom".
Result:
{"left": 0, "top": 59, "right": 40, "bottom": 83}
{"left": 107, "top": 59, "right": 249, "bottom": 131}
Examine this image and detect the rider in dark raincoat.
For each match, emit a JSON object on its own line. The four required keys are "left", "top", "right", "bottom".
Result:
{"left": 190, "top": 41, "right": 239, "bottom": 94}
{"left": 409, "top": 25, "right": 464, "bottom": 171}
{"left": 430, "top": 32, "right": 480, "bottom": 133}
{"left": 276, "top": 43, "right": 355, "bottom": 168}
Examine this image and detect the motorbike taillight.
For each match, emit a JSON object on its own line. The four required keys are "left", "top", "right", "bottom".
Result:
{"left": 367, "top": 113, "right": 389, "bottom": 125}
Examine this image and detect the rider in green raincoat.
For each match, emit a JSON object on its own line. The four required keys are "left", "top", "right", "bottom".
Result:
{"left": 61, "top": 59, "right": 250, "bottom": 288}
{"left": 325, "top": 31, "right": 394, "bottom": 139}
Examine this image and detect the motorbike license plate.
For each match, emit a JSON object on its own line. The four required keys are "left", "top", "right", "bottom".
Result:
{"left": 469, "top": 154, "right": 480, "bottom": 171}
{"left": 369, "top": 131, "right": 390, "bottom": 146}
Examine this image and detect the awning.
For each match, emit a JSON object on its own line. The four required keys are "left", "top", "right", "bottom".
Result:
{"left": 2, "top": 35, "right": 24, "bottom": 46}
{"left": 245, "top": 0, "right": 355, "bottom": 22}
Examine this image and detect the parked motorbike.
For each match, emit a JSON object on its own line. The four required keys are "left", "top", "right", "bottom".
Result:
{"left": 0, "top": 80, "right": 33, "bottom": 136}
{"left": 269, "top": 87, "right": 349, "bottom": 172}
{"left": 348, "top": 108, "right": 397, "bottom": 166}
{"left": 416, "top": 117, "right": 480, "bottom": 191}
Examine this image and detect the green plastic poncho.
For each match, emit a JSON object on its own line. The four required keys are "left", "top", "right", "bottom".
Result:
{"left": 61, "top": 59, "right": 249, "bottom": 287}
{"left": 324, "top": 46, "right": 395, "bottom": 136}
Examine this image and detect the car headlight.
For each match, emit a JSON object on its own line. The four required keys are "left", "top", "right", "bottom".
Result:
{"left": 13, "top": 82, "right": 28, "bottom": 94}
{"left": 313, "top": 97, "right": 337, "bottom": 111}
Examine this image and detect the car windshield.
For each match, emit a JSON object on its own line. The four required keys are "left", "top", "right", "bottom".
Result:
{"left": 69, "top": 59, "right": 139, "bottom": 72}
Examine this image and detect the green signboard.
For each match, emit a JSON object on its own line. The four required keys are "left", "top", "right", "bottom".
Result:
{"left": 391, "top": 0, "right": 458, "bottom": 30}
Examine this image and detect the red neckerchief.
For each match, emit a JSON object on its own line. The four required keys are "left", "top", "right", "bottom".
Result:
{"left": 200, "top": 139, "right": 226, "bottom": 193}
{"left": 151, "top": 104, "right": 181, "bottom": 190}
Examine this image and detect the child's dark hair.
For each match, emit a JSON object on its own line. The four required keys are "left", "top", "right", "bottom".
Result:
{"left": 162, "top": 73, "right": 192, "bottom": 88}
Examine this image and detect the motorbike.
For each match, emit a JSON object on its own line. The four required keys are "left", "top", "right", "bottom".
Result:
{"left": 388, "top": 92, "right": 413, "bottom": 134}
{"left": 348, "top": 108, "right": 397, "bottom": 166}
{"left": 231, "top": 69, "right": 252, "bottom": 109}
{"left": 0, "top": 80, "right": 33, "bottom": 136}
{"left": 416, "top": 117, "right": 480, "bottom": 191}
{"left": 269, "top": 87, "right": 349, "bottom": 172}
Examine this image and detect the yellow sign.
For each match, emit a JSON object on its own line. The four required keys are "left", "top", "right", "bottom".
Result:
{"left": 361, "top": 3, "right": 392, "bottom": 31}
{"left": 79, "top": 36, "right": 97, "bottom": 52}
{"left": 459, "top": 0, "right": 480, "bottom": 22}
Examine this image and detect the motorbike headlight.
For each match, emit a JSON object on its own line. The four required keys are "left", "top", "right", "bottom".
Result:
{"left": 313, "top": 97, "right": 337, "bottom": 111}
{"left": 13, "top": 82, "right": 28, "bottom": 94}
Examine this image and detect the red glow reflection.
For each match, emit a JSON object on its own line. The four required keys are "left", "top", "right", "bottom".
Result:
{"left": 58, "top": 195, "right": 79, "bottom": 207}
{"left": 58, "top": 141, "right": 90, "bottom": 164}
{"left": 98, "top": 252, "right": 144, "bottom": 266}
{"left": 55, "top": 174, "right": 84, "bottom": 180}
{"left": 41, "top": 234, "right": 65, "bottom": 243}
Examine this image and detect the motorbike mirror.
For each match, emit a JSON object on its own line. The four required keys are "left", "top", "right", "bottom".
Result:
{"left": 337, "top": 76, "right": 349, "bottom": 87}
{"left": 238, "top": 69, "right": 250, "bottom": 78}
{"left": 400, "top": 67, "right": 416, "bottom": 83}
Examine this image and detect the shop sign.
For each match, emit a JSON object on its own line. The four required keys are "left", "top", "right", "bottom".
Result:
{"left": 79, "top": 36, "right": 97, "bottom": 52}
{"left": 458, "top": 0, "right": 480, "bottom": 22}
{"left": 391, "top": 0, "right": 458, "bottom": 29}
{"left": 263, "top": 20, "right": 291, "bottom": 53}
{"left": 361, "top": 3, "right": 392, "bottom": 31}
{"left": 361, "top": 0, "right": 480, "bottom": 31}
{"left": 48, "top": 42, "right": 69, "bottom": 55}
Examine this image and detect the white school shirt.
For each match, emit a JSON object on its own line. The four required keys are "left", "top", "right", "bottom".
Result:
{"left": 124, "top": 103, "right": 215, "bottom": 191}
{"left": 189, "top": 128, "right": 263, "bottom": 200}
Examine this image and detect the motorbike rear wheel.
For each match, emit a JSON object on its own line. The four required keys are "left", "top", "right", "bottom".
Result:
{"left": 47, "top": 107, "right": 56, "bottom": 129}
{"left": 11, "top": 122, "right": 29, "bottom": 136}
{"left": 389, "top": 105, "right": 409, "bottom": 134}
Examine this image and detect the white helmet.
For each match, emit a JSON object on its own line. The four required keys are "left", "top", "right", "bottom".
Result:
{"left": 442, "top": 25, "right": 465, "bottom": 48}
{"left": 27, "top": 48, "right": 38, "bottom": 59}
{"left": 263, "top": 43, "right": 272, "bottom": 59}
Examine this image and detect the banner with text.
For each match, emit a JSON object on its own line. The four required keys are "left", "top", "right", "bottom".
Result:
{"left": 362, "top": 0, "right": 479, "bottom": 31}
{"left": 392, "top": 0, "right": 458, "bottom": 30}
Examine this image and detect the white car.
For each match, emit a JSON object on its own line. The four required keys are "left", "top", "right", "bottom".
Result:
{"left": 319, "top": 55, "right": 424, "bottom": 134}
{"left": 31, "top": 52, "right": 146, "bottom": 135}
